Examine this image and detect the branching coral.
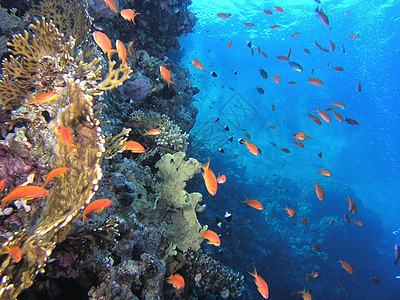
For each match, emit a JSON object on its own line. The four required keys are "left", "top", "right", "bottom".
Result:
{"left": 28, "top": 0, "right": 92, "bottom": 46}
{"left": 155, "top": 123, "right": 189, "bottom": 154}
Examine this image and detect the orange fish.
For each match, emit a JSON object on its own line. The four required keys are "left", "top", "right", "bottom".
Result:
{"left": 227, "top": 41, "right": 233, "bottom": 49}
{"left": 202, "top": 230, "right": 221, "bottom": 246}
{"left": 271, "top": 104, "right": 275, "bottom": 111}
{"left": 293, "top": 131, "right": 306, "bottom": 140}
{"left": 104, "top": 0, "right": 118, "bottom": 14}
{"left": 28, "top": 91, "right": 58, "bottom": 105}
{"left": 304, "top": 48, "right": 311, "bottom": 54}
{"left": 297, "top": 288, "right": 312, "bottom": 300}
{"left": 120, "top": 9, "right": 140, "bottom": 24}
{"left": 217, "top": 174, "right": 226, "bottom": 184}
{"left": 283, "top": 206, "right": 295, "bottom": 218}
{"left": 332, "top": 66, "right": 344, "bottom": 71}
{"left": 55, "top": 125, "right": 77, "bottom": 152}
{"left": 348, "top": 34, "right": 360, "bottom": 38}
{"left": 1, "top": 185, "right": 49, "bottom": 209}
{"left": 160, "top": 65, "right": 175, "bottom": 88}
{"left": 243, "top": 194, "right": 263, "bottom": 210}
{"left": 310, "top": 271, "right": 319, "bottom": 278}
{"left": 288, "top": 81, "right": 297, "bottom": 85}
{"left": 201, "top": 158, "right": 218, "bottom": 196}
{"left": 243, "top": 139, "right": 259, "bottom": 156}
{"left": 302, "top": 216, "right": 307, "bottom": 225}
{"left": 166, "top": 273, "right": 185, "bottom": 290}
{"left": 268, "top": 125, "right": 277, "bottom": 130}
{"left": 0, "top": 246, "right": 22, "bottom": 263}
{"left": 93, "top": 31, "right": 117, "bottom": 61}
{"left": 192, "top": 59, "right": 205, "bottom": 71}
{"left": 217, "top": 13, "right": 231, "bottom": 19}
{"left": 128, "top": 41, "right": 134, "bottom": 56}
{"left": 316, "top": 108, "right": 331, "bottom": 123}
{"left": 338, "top": 259, "right": 354, "bottom": 274}
{"left": 116, "top": 40, "right": 127, "bottom": 64}
{"left": 281, "top": 148, "right": 290, "bottom": 153}
{"left": 42, "top": 167, "right": 70, "bottom": 187}
{"left": 333, "top": 110, "right": 344, "bottom": 122}
{"left": 123, "top": 141, "right": 145, "bottom": 153}
{"left": 316, "top": 169, "right": 331, "bottom": 176}
{"left": 144, "top": 129, "right": 161, "bottom": 135}
{"left": 315, "top": 182, "right": 324, "bottom": 201}
{"left": 347, "top": 196, "right": 355, "bottom": 212}
{"left": 352, "top": 206, "right": 358, "bottom": 215}
{"left": 264, "top": 10, "right": 273, "bottom": 15}
{"left": 273, "top": 75, "right": 281, "bottom": 83}
{"left": 261, "top": 51, "right": 268, "bottom": 58}
{"left": 244, "top": 23, "right": 255, "bottom": 27}
{"left": 257, "top": 46, "right": 261, "bottom": 54}
{"left": 83, "top": 199, "right": 112, "bottom": 223}
{"left": 307, "top": 113, "right": 322, "bottom": 125}
{"left": 354, "top": 219, "right": 364, "bottom": 227}
{"left": 290, "top": 32, "right": 301, "bottom": 37}
{"left": 0, "top": 179, "right": 9, "bottom": 194}
{"left": 331, "top": 101, "right": 345, "bottom": 109}
{"left": 307, "top": 77, "right": 323, "bottom": 86}
{"left": 295, "top": 141, "right": 304, "bottom": 148}
{"left": 274, "top": 6, "right": 285, "bottom": 13}
{"left": 248, "top": 267, "right": 269, "bottom": 299}
{"left": 270, "top": 25, "right": 280, "bottom": 29}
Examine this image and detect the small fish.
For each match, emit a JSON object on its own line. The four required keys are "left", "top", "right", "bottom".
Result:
{"left": 144, "top": 129, "right": 161, "bottom": 135}
{"left": 315, "top": 182, "right": 324, "bottom": 201}
{"left": 42, "top": 167, "right": 70, "bottom": 187}
{"left": 243, "top": 194, "right": 264, "bottom": 210}
{"left": 297, "top": 288, "right": 312, "bottom": 300}
{"left": 348, "top": 34, "right": 360, "bottom": 38}
{"left": 116, "top": 40, "right": 127, "bottom": 64}
{"left": 307, "top": 77, "right": 324, "bottom": 86}
{"left": 318, "top": 152, "right": 322, "bottom": 158}
{"left": 0, "top": 246, "right": 22, "bottom": 263}
{"left": 268, "top": 125, "right": 277, "bottom": 129}
{"left": 310, "top": 271, "right": 319, "bottom": 278}
{"left": 217, "top": 13, "right": 231, "bottom": 19}
{"left": 214, "top": 118, "right": 219, "bottom": 122}
{"left": 93, "top": 31, "right": 117, "bottom": 61}
{"left": 315, "top": 7, "right": 329, "bottom": 26}
{"left": 264, "top": 10, "right": 273, "bottom": 15}
{"left": 244, "top": 23, "right": 255, "bottom": 27}
{"left": 242, "top": 139, "right": 259, "bottom": 156}
{"left": 290, "top": 32, "right": 301, "bottom": 37}
{"left": 211, "top": 71, "right": 218, "bottom": 77}
{"left": 201, "top": 158, "right": 218, "bottom": 196}
{"left": 257, "top": 46, "right": 261, "bottom": 54}
{"left": 128, "top": 41, "right": 134, "bottom": 56}
{"left": 332, "top": 66, "right": 344, "bottom": 71}
{"left": 289, "top": 61, "right": 303, "bottom": 72}
{"left": 312, "top": 243, "right": 322, "bottom": 252}
{"left": 0, "top": 179, "right": 9, "bottom": 194}
{"left": 357, "top": 82, "right": 362, "bottom": 92}
{"left": 224, "top": 211, "right": 232, "bottom": 222}
{"left": 295, "top": 141, "right": 304, "bottom": 148}
{"left": 316, "top": 108, "right": 331, "bottom": 122}
{"left": 345, "top": 117, "right": 359, "bottom": 126}
{"left": 234, "top": 70, "right": 238, "bottom": 75}
{"left": 354, "top": 219, "right": 364, "bottom": 227}
{"left": 371, "top": 277, "right": 380, "bottom": 283}
{"left": 302, "top": 216, "right": 308, "bottom": 225}
{"left": 1, "top": 185, "right": 49, "bottom": 209}
{"left": 276, "top": 55, "right": 289, "bottom": 61}
{"left": 270, "top": 25, "right": 280, "bottom": 29}
{"left": 321, "top": 48, "right": 330, "bottom": 52}
{"left": 273, "top": 75, "right": 281, "bottom": 83}
{"left": 288, "top": 81, "right": 297, "bottom": 85}
{"left": 104, "top": 0, "right": 118, "bottom": 14}
{"left": 123, "top": 141, "right": 145, "bottom": 153}
{"left": 329, "top": 40, "right": 336, "bottom": 52}
{"left": 341, "top": 44, "right": 346, "bottom": 53}
{"left": 28, "top": 91, "right": 58, "bottom": 105}
{"left": 339, "top": 282, "right": 347, "bottom": 292}
{"left": 192, "top": 59, "right": 205, "bottom": 71}
{"left": 261, "top": 52, "right": 268, "bottom": 58}
{"left": 283, "top": 206, "right": 296, "bottom": 218}
{"left": 260, "top": 68, "right": 268, "bottom": 79}
{"left": 202, "top": 230, "right": 221, "bottom": 246}
{"left": 160, "top": 66, "right": 175, "bottom": 88}
{"left": 345, "top": 11, "right": 349, "bottom": 16}
{"left": 256, "top": 87, "right": 265, "bottom": 94}
{"left": 333, "top": 110, "right": 343, "bottom": 122}
{"left": 233, "top": 155, "right": 239, "bottom": 158}
{"left": 218, "top": 148, "right": 224, "bottom": 153}
{"left": 281, "top": 148, "right": 290, "bottom": 153}
{"left": 310, "top": 68, "right": 315, "bottom": 74}
{"left": 316, "top": 169, "right": 331, "bottom": 176}
{"left": 248, "top": 267, "right": 269, "bottom": 299}
{"left": 167, "top": 273, "right": 185, "bottom": 290}
{"left": 307, "top": 113, "right": 322, "bottom": 125}
{"left": 303, "top": 48, "right": 311, "bottom": 54}
{"left": 251, "top": 48, "right": 254, "bottom": 55}
{"left": 229, "top": 136, "right": 233, "bottom": 142}
{"left": 331, "top": 101, "right": 345, "bottom": 108}
{"left": 293, "top": 131, "right": 306, "bottom": 140}
{"left": 83, "top": 199, "right": 113, "bottom": 223}
{"left": 246, "top": 133, "right": 251, "bottom": 140}
{"left": 274, "top": 6, "right": 285, "bottom": 13}
{"left": 120, "top": 9, "right": 140, "bottom": 24}
{"left": 272, "top": 104, "right": 275, "bottom": 111}
{"left": 394, "top": 244, "right": 400, "bottom": 265}
{"left": 224, "top": 126, "right": 230, "bottom": 131}
{"left": 55, "top": 125, "right": 77, "bottom": 152}
{"left": 329, "top": 219, "right": 335, "bottom": 225}
{"left": 344, "top": 213, "right": 350, "bottom": 224}
{"left": 315, "top": 41, "right": 323, "bottom": 50}
{"left": 247, "top": 41, "right": 252, "bottom": 48}
{"left": 338, "top": 259, "right": 354, "bottom": 275}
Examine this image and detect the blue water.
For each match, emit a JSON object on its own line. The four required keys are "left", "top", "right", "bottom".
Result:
{"left": 179, "top": 0, "right": 400, "bottom": 298}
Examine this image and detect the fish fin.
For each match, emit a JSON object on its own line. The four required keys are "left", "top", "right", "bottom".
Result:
{"left": 68, "top": 143, "right": 77, "bottom": 152}
{"left": 94, "top": 207, "right": 105, "bottom": 213}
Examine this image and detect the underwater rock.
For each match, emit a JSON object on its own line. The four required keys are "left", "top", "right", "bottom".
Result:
{"left": 110, "top": 172, "right": 137, "bottom": 206}
{"left": 121, "top": 77, "right": 153, "bottom": 102}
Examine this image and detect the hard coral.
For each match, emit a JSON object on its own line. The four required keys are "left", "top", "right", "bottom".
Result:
{"left": 121, "top": 77, "right": 152, "bottom": 102}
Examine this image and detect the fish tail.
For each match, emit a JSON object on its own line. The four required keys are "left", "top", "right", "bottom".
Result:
{"left": 68, "top": 143, "right": 77, "bottom": 152}
{"left": 107, "top": 49, "right": 118, "bottom": 61}
{"left": 201, "top": 157, "right": 210, "bottom": 170}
